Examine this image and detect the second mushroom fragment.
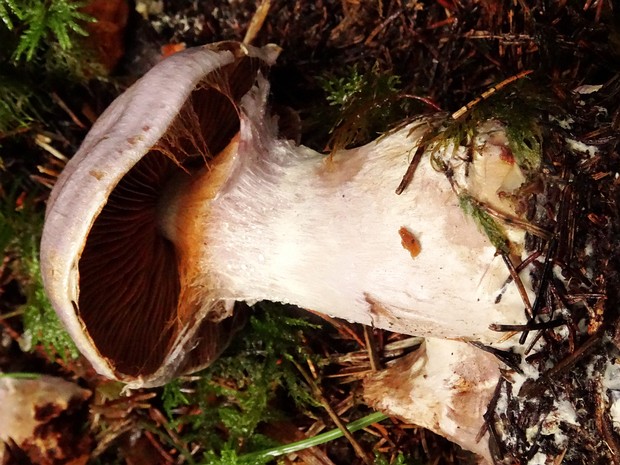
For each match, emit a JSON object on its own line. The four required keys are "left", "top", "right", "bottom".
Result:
{"left": 41, "top": 42, "right": 539, "bottom": 461}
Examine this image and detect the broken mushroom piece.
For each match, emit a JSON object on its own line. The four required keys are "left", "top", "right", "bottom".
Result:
{"left": 364, "top": 338, "right": 501, "bottom": 463}
{"left": 41, "top": 41, "right": 533, "bottom": 389}
{"left": 0, "top": 375, "right": 92, "bottom": 465}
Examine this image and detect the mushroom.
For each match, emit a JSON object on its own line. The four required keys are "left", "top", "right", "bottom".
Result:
{"left": 41, "top": 41, "right": 534, "bottom": 458}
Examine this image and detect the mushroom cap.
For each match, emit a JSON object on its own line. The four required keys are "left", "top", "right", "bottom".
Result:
{"left": 41, "top": 42, "right": 279, "bottom": 387}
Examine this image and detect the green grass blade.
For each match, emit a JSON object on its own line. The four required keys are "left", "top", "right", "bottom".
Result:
{"left": 236, "top": 411, "right": 389, "bottom": 463}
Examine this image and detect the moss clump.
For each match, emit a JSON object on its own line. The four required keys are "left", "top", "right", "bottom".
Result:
{"left": 0, "top": 188, "right": 78, "bottom": 360}
{"left": 492, "top": 96, "right": 544, "bottom": 171}
{"left": 0, "top": 76, "right": 36, "bottom": 132}
{"left": 0, "top": 1, "right": 105, "bottom": 361}
{"left": 160, "top": 304, "right": 321, "bottom": 462}
{"left": 430, "top": 79, "right": 554, "bottom": 253}
{"left": 1, "top": 0, "right": 93, "bottom": 62}
{"left": 317, "top": 65, "right": 410, "bottom": 151}
{"left": 442, "top": 78, "right": 548, "bottom": 173}
{"left": 459, "top": 194, "right": 510, "bottom": 254}
{"left": 0, "top": 0, "right": 103, "bottom": 133}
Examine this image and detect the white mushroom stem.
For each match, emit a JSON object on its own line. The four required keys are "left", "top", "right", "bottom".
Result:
{"left": 363, "top": 338, "right": 500, "bottom": 464}
{"left": 162, "top": 84, "right": 529, "bottom": 345}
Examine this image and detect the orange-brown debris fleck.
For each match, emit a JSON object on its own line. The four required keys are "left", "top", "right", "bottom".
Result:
{"left": 399, "top": 226, "right": 421, "bottom": 259}
{"left": 161, "top": 43, "right": 187, "bottom": 58}
{"left": 499, "top": 146, "right": 516, "bottom": 164}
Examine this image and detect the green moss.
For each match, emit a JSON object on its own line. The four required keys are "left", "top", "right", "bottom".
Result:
{"left": 431, "top": 83, "right": 554, "bottom": 255}
{"left": 160, "top": 304, "right": 321, "bottom": 460}
{"left": 320, "top": 66, "right": 369, "bottom": 108}
{"left": 374, "top": 451, "right": 422, "bottom": 465}
{"left": 161, "top": 378, "right": 191, "bottom": 417}
{"left": 503, "top": 109, "right": 542, "bottom": 171}
{"left": 0, "top": 73, "right": 35, "bottom": 131}
{"left": 439, "top": 77, "right": 548, "bottom": 174}
{"left": 0, "top": 0, "right": 19, "bottom": 30}
{"left": 202, "top": 446, "right": 274, "bottom": 465}
{"left": 0, "top": 3, "right": 103, "bottom": 361}
{"left": 0, "top": 188, "right": 78, "bottom": 360}
{"left": 459, "top": 194, "right": 510, "bottom": 254}
{"left": 317, "top": 65, "right": 410, "bottom": 150}
{"left": 21, "top": 285, "right": 79, "bottom": 360}
{"left": 0, "top": 0, "right": 103, "bottom": 133}
{"left": 1, "top": 0, "right": 94, "bottom": 62}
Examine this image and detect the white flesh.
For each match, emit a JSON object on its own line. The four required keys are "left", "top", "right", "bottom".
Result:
{"left": 165, "top": 85, "right": 530, "bottom": 346}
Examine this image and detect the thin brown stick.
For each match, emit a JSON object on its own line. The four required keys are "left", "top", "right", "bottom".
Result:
{"left": 480, "top": 201, "right": 552, "bottom": 240}
{"left": 243, "top": 0, "right": 271, "bottom": 45}
{"left": 364, "top": 10, "right": 401, "bottom": 46}
{"left": 0, "top": 126, "right": 30, "bottom": 141}
{"left": 292, "top": 359, "right": 373, "bottom": 465}
{"left": 545, "top": 332, "right": 603, "bottom": 379}
{"left": 451, "top": 70, "right": 534, "bottom": 120}
{"left": 143, "top": 430, "right": 175, "bottom": 464}
{"left": 308, "top": 311, "right": 367, "bottom": 347}
{"left": 363, "top": 326, "right": 381, "bottom": 371}
{"left": 52, "top": 92, "right": 86, "bottom": 129}
{"left": 501, "top": 253, "right": 533, "bottom": 318}
{"left": 594, "top": 378, "right": 620, "bottom": 465}
{"left": 395, "top": 141, "right": 426, "bottom": 195}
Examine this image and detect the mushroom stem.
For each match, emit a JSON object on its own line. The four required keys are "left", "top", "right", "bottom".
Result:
{"left": 161, "top": 85, "right": 528, "bottom": 345}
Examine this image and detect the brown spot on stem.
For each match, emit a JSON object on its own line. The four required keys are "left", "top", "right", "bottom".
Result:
{"left": 399, "top": 226, "right": 421, "bottom": 259}
{"left": 364, "top": 292, "right": 395, "bottom": 327}
{"left": 127, "top": 135, "right": 143, "bottom": 146}
{"left": 315, "top": 151, "right": 364, "bottom": 187}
